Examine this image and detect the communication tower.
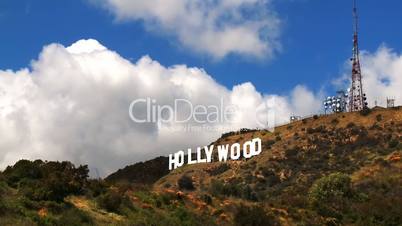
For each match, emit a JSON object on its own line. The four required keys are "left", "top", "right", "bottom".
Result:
{"left": 349, "top": 0, "right": 368, "bottom": 111}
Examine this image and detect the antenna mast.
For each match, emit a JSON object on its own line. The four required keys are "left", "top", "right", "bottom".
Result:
{"left": 349, "top": 0, "right": 367, "bottom": 111}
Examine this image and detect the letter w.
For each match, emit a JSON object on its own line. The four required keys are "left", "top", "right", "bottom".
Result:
{"left": 217, "top": 144, "right": 229, "bottom": 162}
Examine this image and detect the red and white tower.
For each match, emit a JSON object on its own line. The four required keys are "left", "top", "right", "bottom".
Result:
{"left": 349, "top": 0, "right": 367, "bottom": 111}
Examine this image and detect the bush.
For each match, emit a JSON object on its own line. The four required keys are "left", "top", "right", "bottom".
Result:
{"left": 201, "top": 194, "right": 212, "bottom": 205}
{"left": 97, "top": 190, "right": 123, "bottom": 213}
{"left": 351, "top": 167, "right": 402, "bottom": 226}
{"left": 388, "top": 139, "right": 399, "bottom": 148}
{"left": 85, "top": 179, "right": 107, "bottom": 198}
{"left": 376, "top": 114, "right": 383, "bottom": 122}
{"left": 260, "top": 168, "right": 280, "bottom": 186}
{"left": 221, "top": 131, "right": 237, "bottom": 139}
{"left": 306, "top": 126, "right": 326, "bottom": 134}
{"left": 285, "top": 148, "right": 298, "bottom": 158}
{"left": 0, "top": 181, "right": 9, "bottom": 214}
{"left": 308, "top": 173, "right": 353, "bottom": 218}
{"left": 210, "top": 179, "right": 224, "bottom": 197}
{"left": 0, "top": 180, "right": 8, "bottom": 196}
{"left": 209, "top": 179, "right": 257, "bottom": 201}
{"left": 234, "top": 204, "right": 278, "bottom": 226}
{"left": 169, "top": 206, "right": 209, "bottom": 226}
{"left": 205, "top": 164, "right": 230, "bottom": 176}
{"left": 359, "top": 108, "right": 371, "bottom": 116}
{"left": 56, "top": 208, "right": 93, "bottom": 226}
{"left": 307, "top": 127, "right": 314, "bottom": 134}
{"left": 178, "top": 175, "right": 195, "bottom": 190}
{"left": 3, "top": 160, "right": 89, "bottom": 202}
{"left": 264, "top": 140, "right": 276, "bottom": 148}
{"left": 3, "top": 160, "right": 42, "bottom": 187}
{"left": 313, "top": 115, "right": 319, "bottom": 120}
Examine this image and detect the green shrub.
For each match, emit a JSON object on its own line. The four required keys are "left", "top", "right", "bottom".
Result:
{"left": 210, "top": 179, "right": 224, "bottom": 197}
{"left": 359, "top": 108, "right": 371, "bottom": 116}
{"left": 169, "top": 206, "right": 212, "bottom": 226}
{"left": 308, "top": 173, "right": 353, "bottom": 218}
{"left": 0, "top": 180, "right": 8, "bottom": 196}
{"left": 97, "top": 190, "right": 123, "bottom": 213}
{"left": 263, "top": 140, "right": 276, "bottom": 148}
{"left": 285, "top": 148, "right": 298, "bottom": 158}
{"left": 85, "top": 179, "right": 107, "bottom": 198}
{"left": 3, "top": 160, "right": 42, "bottom": 187}
{"left": 56, "top": 208, "right": 93, "bottom": 226}
{"left": 0, "top": 182, "right": 9, "bottom": 215}
{"left": 178, "top": 175, "right": 195, "bottom": 190}
{"left": 351, "top": 168, "right": 402, "bottom": 226}
{"left": 3, "top": 160, "right": 89, "bottom": 202}
{"left": 205, "top": 164, "right": 230, "bottom": 176}
{"left": 331, "top": 118, "right": 340, "bottom": 125}
{"left": 201, "top": 194, "right": 212, "bottom": 205}
{"left": 209, "top": 179, "right": 257, "bottom": 201}
{"left": 234, "top": 204, "right": 278, "bottom": 226}
{"left": 260, "top": 168, "right": 280, "bottom": 186}
{"left": 388, "top": 139, "right": 399, "bottom": 148}
{"left": 158, "top": 193, "right": 173, "bottom": 206}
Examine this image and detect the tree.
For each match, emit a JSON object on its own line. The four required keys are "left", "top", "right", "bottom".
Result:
{"left": 3, "top": 160, "right": 89, "bottom": 202}
{"left": 308, "top": 173, "right": 353, "bottom": 218}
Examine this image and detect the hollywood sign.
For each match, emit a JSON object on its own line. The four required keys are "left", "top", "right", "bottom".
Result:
{"left": 169, "top": 138, "right": 262, "bottom": 170}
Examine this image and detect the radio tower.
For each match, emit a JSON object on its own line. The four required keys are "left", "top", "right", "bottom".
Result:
{"left": 349, "top": 0, "right": 367, "bottom": 111}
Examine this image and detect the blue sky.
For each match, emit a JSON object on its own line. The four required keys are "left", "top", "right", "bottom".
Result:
{"left": 1, "top": 0, "right": 401, "bottom": 95}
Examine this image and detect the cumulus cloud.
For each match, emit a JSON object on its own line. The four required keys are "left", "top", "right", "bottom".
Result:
{"left": 0, "top": 39, "right": 319, "bottom": 176}
{"left": 92, "top": 0, "right": 281, "bottom": 59}
{"left": 335, "top": 45, "right": 402, "bottom": 107}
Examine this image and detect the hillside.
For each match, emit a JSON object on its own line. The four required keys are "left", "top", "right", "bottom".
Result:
{"left": 0, "top": 107, "right": 401, "bottom": 226}
{"left": 105, "top": 156, "right": 169, "bottom": 185}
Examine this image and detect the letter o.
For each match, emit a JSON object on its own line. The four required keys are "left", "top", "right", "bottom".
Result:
{"left": 230, "top": 143, "right": 241, "bottom": 160}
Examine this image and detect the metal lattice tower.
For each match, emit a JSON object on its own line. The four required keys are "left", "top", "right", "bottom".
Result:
{"left": 349, "top": 0, "right": 367, "bottom": 111}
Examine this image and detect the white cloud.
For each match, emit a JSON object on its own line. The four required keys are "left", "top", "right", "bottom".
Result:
{"left": 0, "top": 39, "right": 319, "bottom": 176}
{"left": 336, "top": 45, "right": 402, "bottom": 107}
{"left": 93, "top": 0, "right": 281, "bottom": 59}
{"left": 290, "top": 85, "right": 323, "bottom": 116}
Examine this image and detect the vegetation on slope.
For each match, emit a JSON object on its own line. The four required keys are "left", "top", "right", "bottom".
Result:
{"left": 154, "top": 107, "right": 402, "bottom": 226}
{"left": 105, "top": 156, "right": 169, "bottom": 185}
{"left": 0, "top": 107, "right": 401, "bottom": 225}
